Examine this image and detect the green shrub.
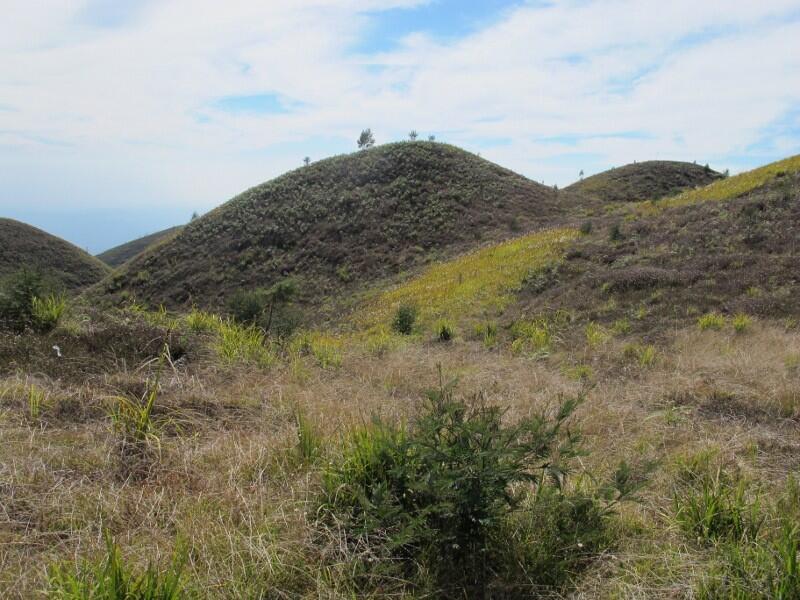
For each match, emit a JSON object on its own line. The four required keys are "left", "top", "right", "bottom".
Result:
{"left": 732, "top": 313, "right": 752, "bottom": 334}
{"left": 316, "top": 373, "right": 643, "bottom": 597}
{"left": 227, "top": 288, "right": 268, "bottom": 325}
{"left": 612, "top": 318, "right": 631, "bottom": 335}
{"left": 698, "top": 312, "right": 727, "bottom": 331}
{"left": 0, "top": 269, "right": 50, "bottom": 332}
{"left": 580, "top": 220, "right": 593, "bottom": 235}
{"left": 609, "top": 222, "right": 623, "bottom": 242}
{"left": 227, "top": 278, "right": 298, "bottom": 336}
{"left": 623, "top": 343, "right": 656, "bottom": 367}
{"left": 48, "top": 532, "right": 187, "bottom": 599}
{"left": 435, "top": 320, "right": 455, "bottom": 342}
{"left": 391, "top": 304, "right": 417, "bottom": 335}
{"left": 31, "top": 294, "right": 67, "bottom": 333}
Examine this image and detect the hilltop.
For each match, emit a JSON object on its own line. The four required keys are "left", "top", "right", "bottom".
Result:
{"left": 0, "top": 218, "right": 109, "bottom": 290}
{"left": 103, "top": 142, "right": 564, "bottom": 309}
{"left": 566, "top": 160, "right": 723, "bottom": 202}
{"left": 97, "top": 225, "right": 183, "bottom": 268}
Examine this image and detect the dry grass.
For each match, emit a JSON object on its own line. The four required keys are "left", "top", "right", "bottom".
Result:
{"left": 1, "top": 317, "right": 798, "bottom": 598}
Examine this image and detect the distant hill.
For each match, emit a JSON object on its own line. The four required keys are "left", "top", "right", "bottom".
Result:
{"left": 0, "top": 218, "right": 109, "bottom": 290}
{"left": 101, "top": 142, "right": 565, "bottom": 309}
{"left": 97, "top": 226, "right": 183, "bottom": 268}
{"left": 566, "top": 160, "right": 723, "bottom": 202}
{"left": 511, "top": 156, "right": 800, "bottom": 336}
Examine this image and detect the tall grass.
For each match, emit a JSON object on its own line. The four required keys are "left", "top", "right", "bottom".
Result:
{"left": 216, "top": 321, "right": 276, "bottom": 368}
{"left": 49, "top": 533, "right": 187, "bottom": 599}
{"left": 31, "top": 294, "right": 67, "bottom": 333}
{"left": 108, "top": 346, "right": 169, "bottom": 478}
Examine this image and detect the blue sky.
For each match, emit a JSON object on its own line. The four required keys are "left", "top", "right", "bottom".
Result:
{"left": 1, "top": 0, "right": 799, "bottom": 252}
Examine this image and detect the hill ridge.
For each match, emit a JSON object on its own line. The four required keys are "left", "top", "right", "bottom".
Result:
{"left": 0, "top": 218, "right": 110, "bottom": 290}
{"left": 102, "top": 142, "right": 565, "bottom": 311}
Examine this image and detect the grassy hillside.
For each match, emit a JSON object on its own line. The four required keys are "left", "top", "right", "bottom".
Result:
{"left": 3, "top": 153, "right": 800, "bottom": 598}
{"left": 0, "top": 218, "right": 109, "bottom": 290}
{"left": 97, "top": 225, "right": 183, "bottom": 268}
{"left": 510, "top": 163, "right": 800, "bottom": 343}
{"left": 567, "top": 160, "right": 722, "bottom": 202}
{"left": 640, "top": 153, "right": 800, "bottom": 211}
{"left": 103, "top": 142, "right": 564, "bottom": 309}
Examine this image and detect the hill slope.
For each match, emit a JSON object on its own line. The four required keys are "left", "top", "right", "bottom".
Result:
{"left": 0, "top": 218, "right": 109, "bottom": 290}
{"left": 103, "top": 142, "right": 564, "bottom": 309}
{"left": 97, "top": 226, "right": 183, "bottom": 268}
{"left": 566, "top": 160, "right": 723, "bottom": 202}
{"left": 510, "top": 158, "right": 800, "bottom": 339}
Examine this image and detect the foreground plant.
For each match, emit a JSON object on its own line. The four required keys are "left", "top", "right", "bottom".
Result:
{"left": 316, "top": 367, "right": 645, "bottom": 597}
{"left": 49, "top": 532, "right": 187, "bottom": 599}
{"left": 108, "top": 346, "right": 169, "bottom": 479}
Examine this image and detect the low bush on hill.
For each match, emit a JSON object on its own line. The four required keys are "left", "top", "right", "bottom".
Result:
{"left": 315, "top": 371, "right": 646, "bottom": 597}
{"left": 0, "top": 269, "right": 66, "bottom": 333}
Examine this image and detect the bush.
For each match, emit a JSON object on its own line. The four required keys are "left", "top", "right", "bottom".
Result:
{"left": 0, "top": 269, "right": 51, "bottom": 332}
{"left": 580, "top": 220, "right": 593, "bottom": 235}
{"left": 698, "top": 312, "right": 727, "bottom": 331}
{"left": 435, "top": 320, "right": 455, "bottom": 342}
{"left": 316, "top": 373, "right": 643, "bottom": 597}
{"left": 227, "top": 288, "right": 268, "bottom": 325}
{"left": 391, "top": 304, "right": 417, "bottom": 335}
{"left": 732, "top": 313, "right": 752, "bottom": 333}
{"left": 227, "top": 279, "right": 298, "bottom": 336}
{"left": 48, "top": 532, "right": 186, "bottom": 599}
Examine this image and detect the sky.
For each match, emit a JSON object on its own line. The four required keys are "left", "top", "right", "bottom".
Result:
{"left": 1, "top": 0, "right": 800, "bottom": 253}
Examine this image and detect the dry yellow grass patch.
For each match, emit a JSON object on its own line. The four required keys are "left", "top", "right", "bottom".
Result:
{"left": 357, "top": 227, "right": 579, "bottom": 331}
{"left": 1, "top": 318, "right": 798, "bottom": 598}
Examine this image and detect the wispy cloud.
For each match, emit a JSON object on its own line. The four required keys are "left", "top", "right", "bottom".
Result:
{"left": 1, "top": 0, "right": 799, "bottom": 251}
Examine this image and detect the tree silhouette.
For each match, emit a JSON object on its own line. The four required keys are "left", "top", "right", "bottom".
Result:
{"left": 358, "top": 129, "right": 375, "bottom": 150}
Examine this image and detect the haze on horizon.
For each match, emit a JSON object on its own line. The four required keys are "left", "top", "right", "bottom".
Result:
{"left": 1, "top": 0, "right": 799, "bottom": 253}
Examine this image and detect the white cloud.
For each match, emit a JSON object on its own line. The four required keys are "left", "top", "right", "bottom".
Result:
{"left": 1, "top": 0, "right": 799, "bottom": 226}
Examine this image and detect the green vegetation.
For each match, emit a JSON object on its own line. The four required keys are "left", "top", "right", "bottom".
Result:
{"left": 108, "top": 347, "right": 168, "bottom": 477}
{"left": 732, "top": 313, "right": 752, "bottom": 333}
{"left": 216, "top": 321, "right": 276, "bottom": 368}
{"left": 0, "top": 269, "right": 67, "bottom": 332}
{"left": 362, "top": 227, "right": 578, "bottom": 331}
{"left": 316, "top": 374, "right": 641, "bottom": 596}
{"left": 49, "top": 533, "right": 186, "bottom": 599}
{"left": 434, "top": 319, "right": 455, "bottom": 342}
{"left": 227, "top": 278, "right": 299, "bottom": 336}
{"left": 699, "top": 312, "right": 727, "bottom": 331}
{"left": 391, "top": 303, "right": 418, "bottom": 335}
{"left": 31, "top": 294, "right": 67, "bottom": 333}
